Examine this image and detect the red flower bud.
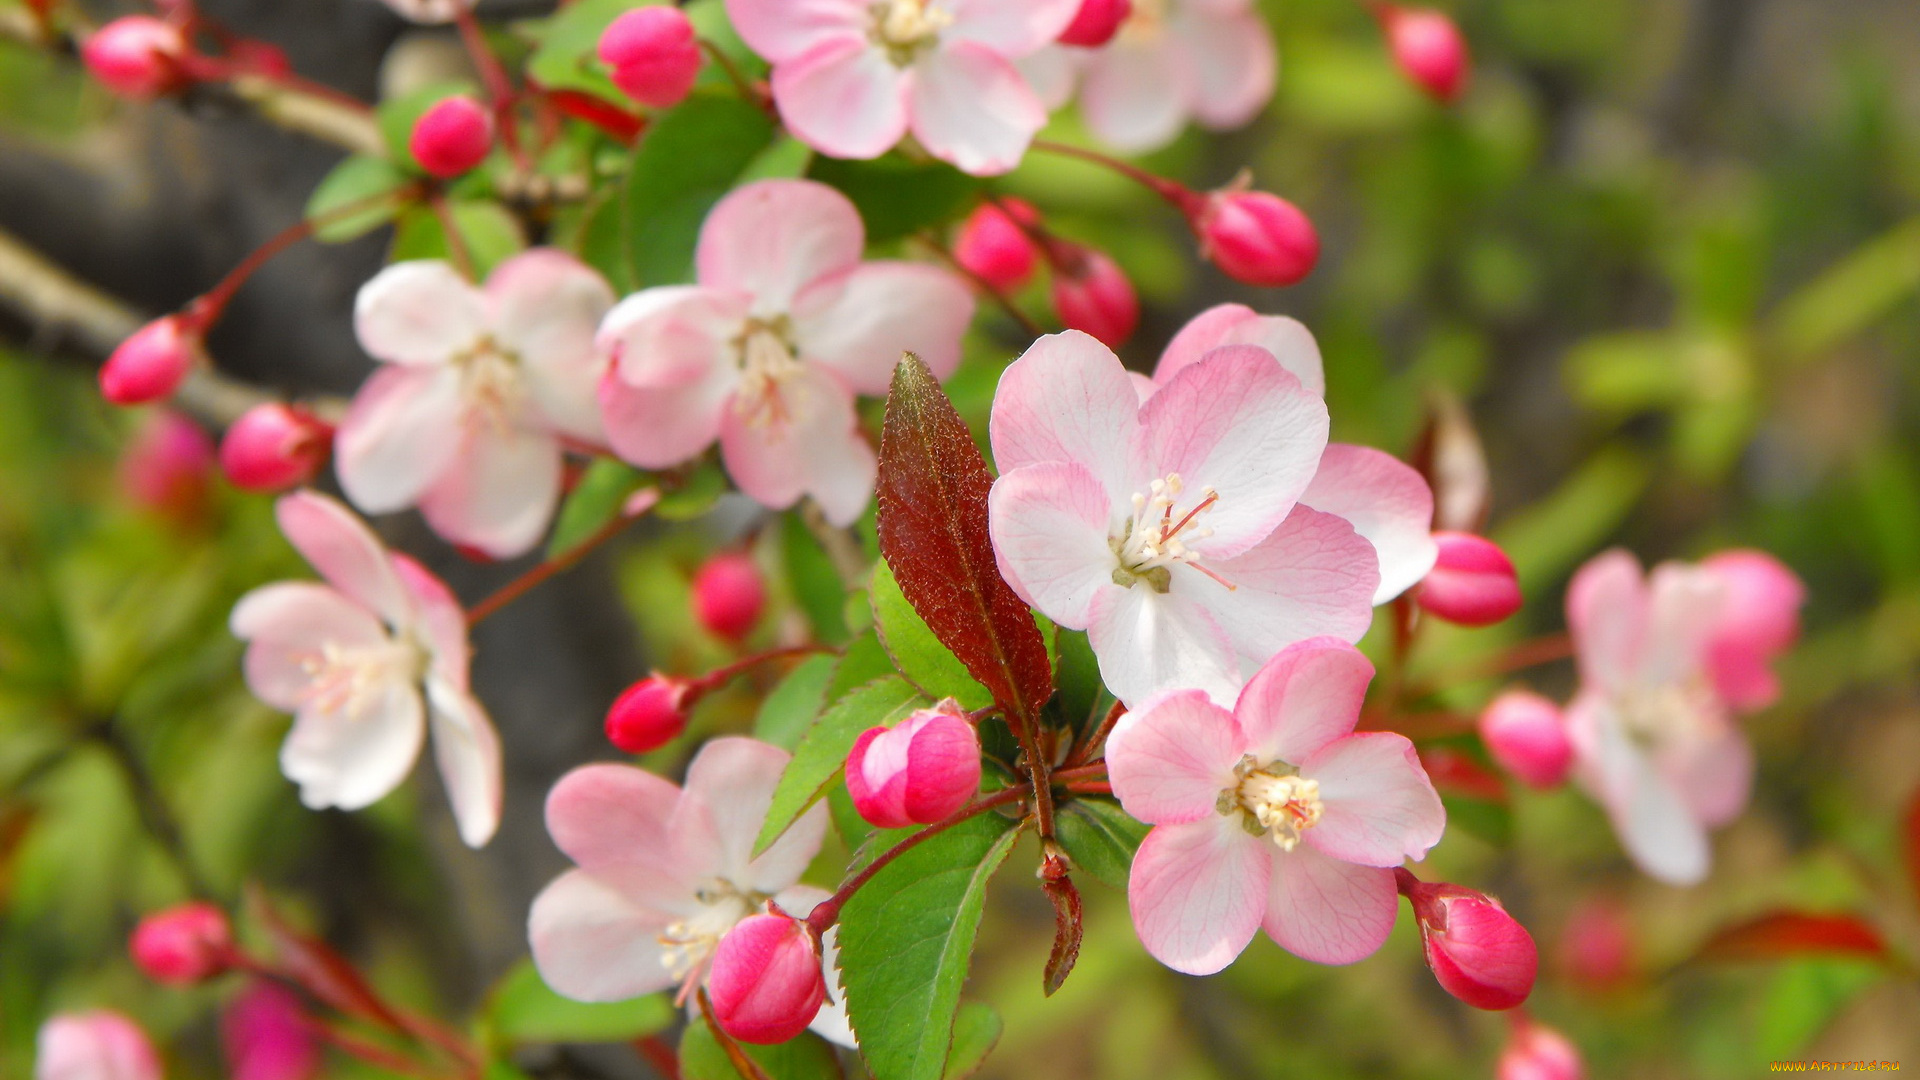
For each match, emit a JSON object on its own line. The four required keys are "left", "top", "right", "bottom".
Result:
{"left": 120, "top": 409, "right": 215, "bottom": 520}
{"left": 1058, "top": 0, "right": 1132, "bottom": 48}
{"left": 1381, "top": 6, "right": 1470, "bottom": 104}
{"left": 604, "top": 675, "right": 691, "bottom": 753}
{"left": 130, "top": 901, "right": 233, "bottom": 986}
{"left": 692, "top": 552, "right": 766, "bottom": 642}
{"left": 223, "top": 982, "right": 321, "bottom": 1080}
{"left": 707, "top": 914, "right": 826, "bottom": 1045}
{"left": 220, "top": 403, "right": 332, "bottom": 492}
{"left": 101, "top": 315, "right": 199, "bottom": 406}
{"left": 1416, "top": 531, "right": 1521, "bottom": 626}
{"left": 409, "top": 96, "right": 494, "bottom": 179}
{"left": 1194, "top": 190, "right": 1320, "bottom": 288}
{"left": 599, "top": 7, "right": 703, "bottom": 109}
{"left": 1478, "top": 690, "right": 1572, "bottom": 789}
{"left": 1498, "top": 1020, "right": 1585, "bottom": 1080}
{"left": 845, "top": 700, "right": 981, "bottom": 828}
{"left": 82, "top": 17, "right": 190, "bottom": 100}
{"left": 1404, "top": 877, "right": 1537, "bottom": 1010}
{"left": 1051, "top": 246, "right": 1138, "bottom": 348}
{"left": 954, "top": 198, "right": 1040, "bottom": 293}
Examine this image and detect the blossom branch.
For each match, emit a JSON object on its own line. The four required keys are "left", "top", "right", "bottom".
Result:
{"left": 465, "top": 495, "right": 652, "bottom": 625}
{"left": 805, "top": 787, "right": 1029, "bottom": 935}
{"left": 914, "top": 230, "right": 1046, "bottom": 338}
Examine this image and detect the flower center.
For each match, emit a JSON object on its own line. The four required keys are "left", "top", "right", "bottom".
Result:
{"left": 869, "top": 0, "right": 951, "bottom": 65}
{"left": 299, "top": 635, "right": 427, "bottom": 717}
{"left": 1117, "top": 0, "right": 1169, "bottom": 43}
{"left": 1615, "top": 678, "right": 1716, "bottom": 750}
{"left": 1219, "top": 755, "right": 1323, "bottom": 851}
{"left": 453, "top": 335, "right": 527, "bottom": 431}
{"left": 658, "top": 880, "right": 765, "bottom": 1000}
{"left": 1109, "top": 473, "right": 1232, "bottom": 593}
{"left": 732, "top": 318, "right": 805, "bottom": 430}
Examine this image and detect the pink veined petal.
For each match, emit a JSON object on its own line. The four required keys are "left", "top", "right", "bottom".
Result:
{"left": 334, "top": 364, "right": 467, "bottom": 515}
{"left": 417, "top": 422, "right": 563, "bottom": 559}
{"left": 1016, "top": 45, "right": 1080, "bottom": 111}
{"left": 274, "top": 490, "right": 413, "bottom": 626}
{"left": 1566, "top": 549, "right": 1648, "bottom": 697}
{"left": 1135, "top": 344, "right": 1329, "bottom": 558}
{"left": 354, "top": 261, "right": 486, "bottom": 366}
{"left": 791, "top": 261, "right": 977, "bottom": 394}
{"left": 1196, "top": 504, "right": 1381, "bottom": 668}
{"left": 232, "top": 583, "right": 388, "bottom": 710}
{"left": 989, "top": 330, "right": 1142, "bottom": 505}
{"left": 1105, "top": 689, "right": 1246, "bottom": 826}
{"left": 1078, "top": 36, "right": 1190, "bottom": 154}
{"left": 697, "top": 179, "right": 871, "bottom": 312}
{"left": 1154, "top": 304, "right": 1325, "bottom": 398}
{"left": 1127, "top": 817, "right": 1270, "bottom": 975}
{"left": 1571, "top": 698, "right": 1710, "bottom": 885}
{"left": 389, "top": 554, "right": 470, "bottom": 693}
{"left": 1232, "top": 636, "right": 1374, "bottom": 767}
{"left": 425, "top": 676, "right": 502, "bottom": 848}
{"left": 1170, "top": 7, "right": 1276, "bottom": 130}
{"left": 771, "top": 41, "right": 911, "bottom": 164}
{"left": 909, "top": 41, "right": 1049, "bottom": 176}
{"left": 747, "top": 798, "right": 831, "bottom": 901}
{"left": 527, "top": 869, "right": 682, "bottom": 1002}
{"left": 545, "top": 763, "right": 686, "bottom": 872}
{"left": 943, "top": 0, "right": 1081, "bottom": 55}
{"left": 1300, "top": 732, "right": 1445, "bottom": 866}
{"left": 1638, "top": 562, "right": 1727, "bottom": 691}
{"left": 601, "top": 287, "right": 748, "bottom": 390}
{"left": 1699, "top": 550, "right": 1803, "bottom": 711}
{"left": 986, "top": 461, "right": 1120, "bottom": 630}
{"left": 1087, "top": 583, "right": 1242, "bottom": 708}
{"left": 1262, "top": 846, "right": 1398, "bottom": 964}
{"left": 281, "top": 678, "right": 426, "bottom": 812}
{"left": 487, "top": 249, "right": 615, "bottom": 444}
{"left": 1298, "top": 444, "right": 1438, "bottom": 605}
{"left": 722, "top": 0, "right": 868, "bottom": 63}
{"left": 600, "top": 363, "right": 737, "bottom": 470}
{"left": 673, "top": 737, "right": 822, "bottom": 893}
{"left": 718, "top": 365, "right": 876, "bottom": 526}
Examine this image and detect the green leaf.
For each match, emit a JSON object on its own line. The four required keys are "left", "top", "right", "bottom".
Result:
{"left": 838, "top": 813, "right": 1022, "bottom": 1080}
{"left": 486, "top": 960, "right": 674, "bottom": 1044}
{"left": 1753, "top": 959, "right": 1883, "bottom": 1061}
{"left": 807, "top": 155, "right": 982, "bottom": 244}
{"left": 1050, "top": 627, "right": 1107, "bottom": 737}
{"left": 305, "top": 155, "right": 408, "bottom": 242}
{"left": 547, "top": 458, "right": 645, "bottom": 559}
{"left": 871, "top": 560, "right": 991, "bottom": 710}
{"left": 624, "top": 95, "right": 777, "bottom": 285}
{"left": 390, "top": 200, "right": 527, "bottom": 277}
{"left": 783, "top": 514, "right": 856, "bottom": 644}
{"left": 827, "top": 632, "right": 896, "bottom": 700}
{"left": 1053, "top": 798, "right": 1147, "bottom": 890}
{"left": 655, "top": 460, "right": 728, "bottom": 521}
{"left": 942, "top": 1003, "right": 1002, "bottom": 1080}
{"left": 753, "top": 653, "right": 838, "bottom": 751}
{"left": 678, "top": 1022, "right": 842, "bottom": 1080}
{"left": 741, "top": 136, "right": 814, "bottom": 183}
{"left": 753, "top": 676, "right": 923, "bottom": 857}
{"left": 1439, "top": 793, "right": 1512, "bottom": 847}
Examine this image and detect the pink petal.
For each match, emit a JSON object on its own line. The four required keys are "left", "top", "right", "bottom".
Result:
{"left": 1568, "top": 697, "right": 1709, "bottom": 885}
{"left": 944, "top": 0, "right": 1082, "bottom": 55}
{"left": 527, "top": 869, "right": 681, "bottom": 1002}
{"left": 281, "top": 679, "right": 425, "bottom": 811}
{"left": 1666, "top": 723, "right": 1754, "bottom": 829}
{"left": 723, "top": 0, "right": 867, "bottom": 63}
{"left": 601, "top": 286, "right": 748, "bottom": 390}
{"left": 674, "top": 737, "right": 827, "bottom": 895}
{"left": 909, "top": 42, "right": 1048, "bottom": 175}
{"left": 1106, "top": 689, "right": 1246, "bottom": 825}
{"left": 334, "top": 364, "right": 466, "bottom": 514}
{"left": 486, "top": 249, "right": 615, "bottom": 444}
{"left": 1298, "top": 444, "right": 1438, "bottom": 604}
{"left": 599, "top": 364, "right": 736, "bottom": 470}
{"left": 771, "top": 39, "right": 912, "bottom": 161}
{"left": 545, "top": 762, "right": 687, "bottom": 872}
{"left": 987, "top": 461, "right": 1119, "bottom": 629}
{"left": 1078, "top": 37, "right": 1189, "bottom": 153}
{"left": 353, "top": 260, "right": 486, "bottom": 366}
{"left": 1155, "top": 304, "right": 1325, "bottom": 398}
{"left": 698, "top": 179, "right": 871, "bottom": 311}
{"left": 1171, "top": 8, "right": 1275, "bottom": 130}
{"left": 1262, "top": 846, "right": 1398, "bottom": 964}
{"left": 1300, "top": 732, "right": 1445, "bottom": 866}
{"left": 1198, "top": 504, "right": 1381, "bottom": 666}
{"left": 1015, "top": 45, "right": 1079, "bottom": 110}
{"left": 274, "top": 490, "right": 412, "bottom": 625}
{"left": 232, "top": 582, "right": 386, "bottom": 710}
{"left": 1639, "top": 562, "right": 1727, "bottom": 690}
{"left": 426, "top": 676, "right": 502, "bottom": 848}
{"left": 390, "top": 554, "right": 470, "bottom": 693}
{"left": 718, "top": 366, "right": 876, "bottom": 526}
{"left": 989, "top": 330, "right": 1141, "bottom": 506}
{"left": 418, "top": 422, "right": 563, "bottom": 559}
{"left": 1566, "top": 549, "right": 1647, "bottom": 696}
{"left": 1134, "top": 344, "right": 1328, "bottom": 558}
{"left": 1087, "top": 584, "right": 1243, "bottom": 707}
{"left": 792, "top": 261, "right": 976, "bottom": 395}
{"left": 1232, "top": 637, "right": 1374, "bottom": 767}
{"left": 1128, "top": 817, "right": 1270, "bottom": 975}
{"left": 1700, "top": 550, "right": 1803, "bottom": 711}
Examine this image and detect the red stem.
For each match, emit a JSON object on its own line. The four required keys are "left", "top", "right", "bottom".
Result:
{"left": 916, "top": 229, "right": 1046, "bottom": 338}
{"left": 806, "top": 787, "right": 1029, "bottom": 934}
{"left": 466, "top": 500, "right": 650, "bottom": 626}
{"left": 451, "top": 3, "right": 528, "bottom": 169}
{"left": 190, "top": 184, "right": 419, "bottom": 329}
{"left": 427, "top": 193, "right": 479, "bottom": 281}
{"left": 688, "top": 644, "right": 834, "bottom": 693}
{"left": 1029, "top": 139, "right": 1202, "bottom": 214}
{"left": 310, "top": 1021, "right": 449, "bottom": 1080}
{"left": 633, "top": 1035, "right": 681, "bottom": 1079}
{"left": 699, "top": 38, "right": 774, "bottom": 116}
{"left": 694, "top": 990, "right": 774, "bottom": 1080}
{"left": 1064, "top": 700, "right": 1126, "bottom": 768}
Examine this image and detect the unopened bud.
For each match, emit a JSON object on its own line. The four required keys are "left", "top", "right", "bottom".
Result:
{"left": 599, "top": 7, "right": 703, "bottom": 109}
{"left": 1058, "top": 0, "right": 1132, "bottom": 48}
{"left": 1478, "top": 690, "right": 1571, "bottom": 789}
{"left": 223, "top": 982, "right": 321, "bottom": 1080}
{"left": 1051, "top": 246, "right": 1138, "bottom": 348}
{"left": 1498, "top": 1020, "right": 1585, "bottom": 1080}
{"left": 604, "top": 675, "right": 691, "bottom": 754}
{"left": 101, "top": 316, "right": 199, "bottom": 406}
{"left": 1416, "top": 531, "right": 1521, "bottom": 626}
{"left": 845, "top": 700, "right": 981, "bottom": 828}
{"left": 1403, "top": 876, "right": 1537, "bottom": 1010}
{"left": 220, "top": 403, "right": 332, "bottom": 492}
{"left": 707, "top": 914, "right": 826, "bottom": 1045}
{"left": 82, "top": 17, "right": 190, "bottom": 100}
{"left": 120, "top": 409, "right": 215, "bottom": 520}
{"left": 1193, "top": 190, "right": 1319, "bottom": 288}
{"left": 954, "top": 199, "right": 1040, "bottom": 293}
{"left": 409, "top": 96, "right": 494, "bottom": 179}
{"left": 692, "top": 552, "right": 766, "bottom": 642}
{"left": 35, "top": 1011, "right": 162, "bottom": 1080}
{"left": 1382, "top": 6, "right": 1470, "bottom": 104}
{"left": 130, "top": 901, "right": 233, "bottom": 986}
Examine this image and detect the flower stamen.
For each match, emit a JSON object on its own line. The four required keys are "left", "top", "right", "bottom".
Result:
{"left": 1220, "top": 755, "right": 1324, "bottom": 851}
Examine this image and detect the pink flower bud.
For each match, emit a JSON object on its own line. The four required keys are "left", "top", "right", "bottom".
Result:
{"left": 954, "top": 199, "right": 1040, "bottom": 293}
{"left": 845, "top": 700, "right": 981, "bottom": 828}
{"left": 1405, "top": 879, "right": 1537, "bottom": 1010}
{"left": 1498, "top": 1021, "right": 1585, "bottom": 1080}
{"left": 409, "top": 96, "right": 494, "bottom": 179}
{"left": 220, "top": 403, "right": 332, "bottom": 492}
{"left": 692, "top": 552, "right": 766, "bottom": 642}
{"left": 1058, "top": 0, "right": 1132, "bottom": 48}
{"left": 604, "top": 675, "right": 691, "bottom": 753}
{"left": 707, "top": 914, "right": 826, "bottom": 1045}
{"left": 1051, "top": 247, "right": 1138, "bottom": 348}
{"left": 1417, "top": 531, "right": 1521, "bottom": 626}
{"left": 598, "top": 7, "right": 703, "bottom": 109}
{"left": 82, "top": 17, "right": 190, "bottom": 100}
{"left": 223, "top": 982, "right": 320, "bottom": 1080}
{"left": 129, "top": 901, "right": 233, "bottom": 985}
{"left": 35, "top": 1011, "right": 163, "bottom": 1080}
{"left": 1478, "top": 690, "right": 1571, "bottom": 789}
{"left": 101, "top": 315, "right": 199, "bottom": 406}
{"left": 120, "top": 409, "right": 216, "bottom": 520}
{"left": 1194, "top": 190, "right": 1320, "bottom": 288}
{"left": 1381, "top": 6, "right": 1470, "bottom": 104}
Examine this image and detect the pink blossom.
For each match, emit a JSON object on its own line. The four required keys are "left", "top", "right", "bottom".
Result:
{"left": 599, "top": 7, "right": 702, "bottom": 109}
{"left": 1478, "top": 689, "right": 1572, "bottom": 789}
{"left": 1058, "top": 0, "right": 1132, "bottom": 47}
{"left": 725, "top": 0, "right": 1080, "bottom": 174}
{"left": 337, "top": 250, "right": 615, "bottom": 558}
{"left": 119, "top": 409, "right": 215, "bottom": 521}
{"left": 1050, "top": 245, "right": 1138, "bottom": 348}
{"left": 82, "top": 17, "right": 189, "bottom": 100}
{"left": 598, "top": 179, "right": 973, "bottom": 525}
{"left": 1106, "top": 639, "right": 1445, "bottom": 973}
{"left": 101, "top": 315, "right": 199, "bottom": 406}
{"left": 1380, "top": 6, "right": 1470, "bottom": 104}
{"left": 1404, "top": 877, "right": 1537, "bottom": 1009}
{"left": 231, "top": 491, "right": 502, "bottom": 847}
{"left": 220, "top": 403, "right": 333, "bottom": 492}
{"left": 35, "top": 1012, "right": 162, "bottom": 1080}
{"left": 527, "top": 737, "right": 852, "bottom": 1046}
{"left": 1498, "top": 1020, "right": 1584, "bottom": 1080}
{"left": 604, "top": 675, "right": 693, "bottom": 754}
{"left": 1071, "top": 0, "right": 1277, "bottom": 154}
{"left": 708, "top": 913, "right": 828, "bottom": 1045}
{"left": 222, "top": 983, "right": 320, "bottom": 1080}
{"left": 1192, "top": 189, "right": 1320, "bottom": 288}
{"left": 1416, "top": 531, "right": 1521, "bottom": 625}
{"left": 692, "top": 552, "right": 767, "bottom": 642}
{"left": 1699, "top": 550, "right": 1804, "bottom": 711}
{"left": 954, "top": 198, "right": 1040, "bottom": 292}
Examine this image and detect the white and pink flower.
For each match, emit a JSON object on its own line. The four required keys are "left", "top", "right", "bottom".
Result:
{"left": 36, "top": 1012, "right": 162, "bottom": 1080}
{"left": 598, "top": 179, "right": 974, "bottom": 525}
{"left": 1067, "top": 0, "right": 1277, "bottom": 154}
{"left": 337, "top": 250, "right": 615, "bottom": 559}
{"left": 231, "top": 491, "right": 501, "bottom": 847}
{"left": 1106, "top": 638, "right": 1445, "bottom": 973}
{"left": 725, "top": 0, "right": 1080, "bottom": 175}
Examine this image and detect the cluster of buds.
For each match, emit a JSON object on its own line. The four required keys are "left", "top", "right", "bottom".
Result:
{"left": 952, "top": 199, "right": 1140, "bottom": 348}
{"left": 1397, "top": 870, "right": 1538, "bottom": 1010}
{"left": 845, "top": 699, "right": 982, "bottom": 829}
{"left": 1415, "top": 531, "right": 1522, "bottom": 626}
{"left": 598, "top": 7, "right": 703, "bottom": 109}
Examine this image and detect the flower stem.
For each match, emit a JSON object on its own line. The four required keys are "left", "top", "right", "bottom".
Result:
{"left": 1064, "top": 699, "right": 1126, "bottom": 768}
{"left": 689, "top": 645, "right": 835, "bottom": 693}
{"left": 695, "top": 990, "right": 775, "bottom": 1080}
{"left": 451, "top": 3, "right": 529, "bottom": 170}
{"left": 914, "top": 229, "right": 1046, "bottom": 339}
{"left": 806, "top": 787, "right": 1029, "bottom": 934}
{"left": 310, "top": 1022, "right": 450, "bottom": 1080}
{"left": 633, "top": 1036, "right": 681, "bottom": 1079}
{"left": 190, "top": 185, "right": 419, "bottom": 328}
{"left": 700, "top": 38, "right": 774, "bottom": 117}
{"left": 466, "top": 497, "right": 651, "bottom": 626}
{"left": 1029, "top": 139, "right": 1200, "bottom": 213}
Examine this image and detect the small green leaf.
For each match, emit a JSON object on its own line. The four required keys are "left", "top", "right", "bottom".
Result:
{"left": 1053, "top": 798, "right": 1147, "bottom": 890}
{"left": 624, "top": 95, "right": 777, "bottom": 285}
{"left": 547, "top": 459, "right": 645, "bottom": 559}
{"left": 390, "top": 201, "right": 527, "bottom": 277}
{"left": 871, "top": 560, "right": 991, "bottom": 710}
{"left": 679, "top": 1022, "right": 842, "bottom": 1080}
{"left": 486, "top": 960, "right": 673, "bottom": 1044}
{"left": 942, "top": 1003, "right": 1002, "bottom": 1080}
{"left": 655, "top": 461, "right": 728, "bottom": 521}
{"left": 838, "top": 814, "right": 1022, "bottom": 1080}
{"left": 753, "top": 653, "right": 838, "bottom": 750}
{"left": 753, "top": 676, "right": 923, "bottom": 856}
{"left": 306, "top": 156, "right": 408, "bottom": 242}
{"left": 807, "top": 155, "right": 982, "bottom": 244}
{"left": 741, "top": 136, "right": 814, "bottom": 183}
{"left": 784, "top": 515, "right": 856, "bottom": 644}
{"left": 1050, "top": 628, "right": 1108, "bottom": 737}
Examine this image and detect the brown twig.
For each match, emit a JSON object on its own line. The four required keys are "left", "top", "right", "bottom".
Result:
{"left": 694, "top": 990, "right": 774, "bottom": 1080}
{"left": 466, "top": 503, "right": 651, "bottom": 626}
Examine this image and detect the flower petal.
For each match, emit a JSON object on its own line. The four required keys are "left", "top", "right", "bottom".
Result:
{"left": 989, "top": 330, "right": 1141, "bottom": 505}
{"left": 1262, "top": 846, "right": 1397, "bottom": 964}
{"left": 334, "top": 365, "right": 466, "bottom": 514}
{"left": 944, "top": 0, "right": 1081, "bottom": 55}
{"left": 1639, "top": 562, "right": 1727, "bottom": 690}
{"left": 723, "top": 0, "right": 868, "bottom": 63}
{"left": 909, "top": 42, "right": 1048, "bottom": 175}
{"left": 232, "top": 582, "right": 387, "bottom": 710}
{"left": 274, "top": 490, "right": 412, "bottom": 626}
{"left": 527, "top": 869, "right": 681, "bottom": 1002}
{"left": 1298, "top": 444, "right": 1437, "bottom": 604}
{"left": 281, "top": 679, "right": 425, "bottom": 811}
{"left": 600, "top": 364, "right": 737, "bottom": 470}
{"left": 417, "top": 422, "right": 563, "bottom": 559}
{"left": 1300, "top": 732, "right": 1444, "bottom": 866}
{"left": 674, "top": 737, "right": 824, "bottom": 894}
{"left": 771, "top": 40, "right": 912, "bottom": 163}
{"left": 601, "top": 286, "right": 747, "bottom": 390}
{"left": 1015, "top": 45, "right": 1079, "bottom": 110}
{"left": 698, "top": 179, "right": 871, "bottom": 311}
{"left": 354, "top": 261, "right": 486, "bottom": 366}
{"left": 987, "top": 461, "right": 1118, "bottom": 630}
{"left": 1127, "top": 817, "right": 1269, "bottom": 975}
{"left": 487, "top": 249, "right": 615, "bottom": 444}
{"left": 426, "top": 677, "right": 502, "bottom": 848}
{"left": 1197, "top": 504, "right": 1380, "bottom": 667}
{"left": 546, "top": 763, "right": 690, "bottom": 874}
{"left": 1566, "top": 549, "right": 1648, "bottom": 696}
{"left": 1155, "top": 304, "right": 1325, "bottom": 398}
{"left": 1233, "top": 637, "right": 1374, "bottom": 767}
{"left": 1087, "top": 584, "right": 1242, "bottom": 707}
{"left": 718, "top": 366, "right": 876, "bottom": 526}
{"left": 1700, "top": 550, "right": 1804, "bottom": 712}
{"left": 1105, "top": 689, "right": 1246, "bottom": 826}
{"left": 1569, "top": 696, "right": 1710, "bottom": 885}
{"left": 1172, "top": 7, "right": 1275, "bottom": 130}
{"left": 792, "top": 262, "right": 976, "bottom": 394}
{"left": 1667, "top": 723, "right": 1754, "bottom": 830}
{"left": 1078, "top": 37, "right": 1189, "bottom": 154}
{"left": 390, "top": 554, "right": 470, "bottom": 692}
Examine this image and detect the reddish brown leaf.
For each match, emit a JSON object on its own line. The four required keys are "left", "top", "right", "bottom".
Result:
{"left": 1693, "top": 912, "right": 1889, "bottom": 964}
{"left": 1040, "top": 850, "right": 1082, "bottom": 997}
{"left": 876, "top": 353, "right": 1053, "bottom": 725}
{"left": 1904, "top": 785, "right": 1920, "bottom": 917}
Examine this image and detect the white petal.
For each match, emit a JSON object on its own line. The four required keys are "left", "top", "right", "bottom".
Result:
{"left": 1298, "top": 444, "right": 1437, "bottom": 604}
{"left": 232, "top": 583, "right": 386, "bottom": 710}
{"left": 792, "top": 262, "right": 976, "bottom": 395}
{"left": 427, "top": 677, "right": 502, "bottom": 848}
{"left": 273, "top": 490, "right": 413, "bottom": 627}
{"left": 1171, "top": 8, "right": 1275, "bottom": 130}
{"left": 1196, "top": 504, "right": 1380, "bottom": 666}
{"left": 696, "top": 179, "right": 868, "bottom": 312}
{"left": 334, "top": 365, "right": 467, "bottom": 515}
{"left": 527, "top": 869, "right": 681, "bottom": 1002}
{"left": 487, "top": 249, "right": 615, "bottom": 444}
{"left": 1078, "top": 38, "right": 1190, "bottom": 154}
{"left": 1301, "top": 732, "right": 1445, "bottom": 867}
{"left": 1127, "top": 817, "right": 1269, "bottom": 975}
{"left": 417, "top": 422, "right": 563, "bottom": 559}
{"left": 281, "top": 678, "right": 425, "bottom": 811}
{"left": 986, "top": 461, "right": 1119, "bottom": 630}
{"left": 989, "top": 330, "right": 1142, "bottom": 507}
{"left": 718, "top": 366, "right": 876, "bottom": 525}
{"left": 1087, "top": 584, "right": 1242, "bottom": 707}
{"left": 909, "top": 42, "right": 1048, "bottom": 176}
{"left": 354, "top": 261, "right": 486, "bottom": 366}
